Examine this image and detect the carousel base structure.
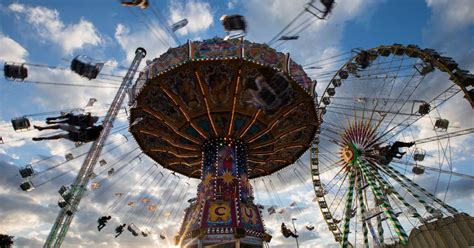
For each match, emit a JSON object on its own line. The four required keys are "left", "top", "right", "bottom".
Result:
{"left": 174, "top": 138, "right": 271, "bottom": 248}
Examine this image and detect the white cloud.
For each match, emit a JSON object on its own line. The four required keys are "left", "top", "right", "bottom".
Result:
{"left": 115, "top": 23, "right": 170, "bottom": 64}
{"left": 0, "top": 34, "right": 28, "bottom": 62}
{"left": 168, "top": 0, "right": 214, "bottom": 36}
{"left": 8, "top": 3, "right": 102, "bottom": 54}
{"left": 425, "top": 0, "right": 474, "bottom": 29}
{"left": 228, "top": 0, "right": 239, "bottom": 10}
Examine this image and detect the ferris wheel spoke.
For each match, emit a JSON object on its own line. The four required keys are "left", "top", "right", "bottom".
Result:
{"left": 326, "top": 109, "right": 409, "bottom": 132}
{"left": 328, "top": 103, "right": 418, "bottom": 117}
{"left": 319, "top": 153, "right": 340, "bottom": 166}
{"left": 325, "top": 164, "right": 349, "bottom": 193}
{"left": 377, "top": 71, "right": 425, "bottom": 133}
{"left": 392, "top": 160, "right": 474, "bottom": 180}
{"left": 319, "top": 156, "right": 344, "bottom": 172}
{"left": 320, "top": 146, "right": 345, "bottom": 161}
{"left": 320, "top": 133, "right": 345, "bottom": 146}
{"left": 413, "top": 127, "right": 474, "bottom": 145}
{"left": 319, "top": 159, "right": 346, "bottom": 176}
{"left": 328, "top": 170, "right": 350, "bottom": 209}
{"left": 322, "top": 125, "right": 345, "bottom": 137}
{"left": 378, "top": 85, "right": 462, "bottom": 143}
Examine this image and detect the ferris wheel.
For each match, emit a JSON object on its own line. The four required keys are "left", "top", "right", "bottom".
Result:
{"left": 310, "top": 44, "right": 474, "bottom": 247}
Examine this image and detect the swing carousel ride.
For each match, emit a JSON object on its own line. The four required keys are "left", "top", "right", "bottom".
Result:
{"left": 129, "top": 38, "right": 318, "bottom": 247}
{"left": 2, "top": 1, "right": 474, "bottom": 248}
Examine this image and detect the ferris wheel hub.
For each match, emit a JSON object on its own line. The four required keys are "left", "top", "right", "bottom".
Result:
{"left": 341, "top": 145, "right": 356, "bottom": 164}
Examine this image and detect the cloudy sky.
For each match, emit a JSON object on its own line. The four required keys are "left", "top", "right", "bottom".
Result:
{"left": 0, "top": 0, "right": 473, "bottom": 247}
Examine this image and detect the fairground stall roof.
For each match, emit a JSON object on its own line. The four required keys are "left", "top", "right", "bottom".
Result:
{"left": 129, "top": 38, "right": 319, "bottom": 178}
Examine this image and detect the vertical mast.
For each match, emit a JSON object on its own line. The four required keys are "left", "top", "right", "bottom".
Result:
{"left": 44, "top": 48, "right": 146, "bottom": 248}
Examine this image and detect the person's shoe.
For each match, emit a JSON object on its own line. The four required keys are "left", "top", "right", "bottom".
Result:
{"left": 33, "top": 125, "right": 43, "bottom": 131}
{"left": 32, "top": 137, "right": 43, "bottom": 141}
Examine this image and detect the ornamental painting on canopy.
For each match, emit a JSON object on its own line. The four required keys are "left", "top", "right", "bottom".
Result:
{"left": 244, "top": 41, "right": 286, "bottom": 70}
{"left": 289, "top": 59, "right": 315, "bottom": 95}
{"left": 162, "top": 67, "right": 201, "bottom": 111}
{"left": 192, "top": 38, "right": 241, "bottom": 59}
{"left": 147, "top": 45, "right": 188, "bottom": 78}
{"left": 201, "top": 62, "right": 237, "bottom": 105}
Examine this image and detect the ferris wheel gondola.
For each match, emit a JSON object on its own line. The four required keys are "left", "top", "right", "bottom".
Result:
{"left": 310, "top": 44, "right": 474, "bottom": 247}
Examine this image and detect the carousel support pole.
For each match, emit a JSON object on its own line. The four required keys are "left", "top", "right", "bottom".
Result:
{"left": 235, "top": 239, "right": 241, "bottom": 248}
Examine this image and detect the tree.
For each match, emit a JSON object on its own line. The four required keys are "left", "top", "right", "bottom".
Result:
{"left": 0, "top": 234, "right": 14, "bottom": 248}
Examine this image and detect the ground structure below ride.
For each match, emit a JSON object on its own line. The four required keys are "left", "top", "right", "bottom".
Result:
{"left": 129, "top": 38, "right": 319, "bottom": 247}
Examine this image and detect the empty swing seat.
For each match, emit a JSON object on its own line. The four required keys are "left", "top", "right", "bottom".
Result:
{"left": 11, "top": 117, "right": 31, "bottom": 131}
{"left": 20, "top": 181, "right": 34, "bottom": 191}
{"left": 4, "top": 63, "right": 28, "bottom": 80}
{"left": 71, "top": 56, "right": 102, "bottom": 80}
{"left": 220, "top": 15, "right": 247, "bottom": 40}
{"left": 221, "top": 15, "right": 246, "bottom": 32}
{"left": 19, "top": 165, "right": 34, "bottom": 178}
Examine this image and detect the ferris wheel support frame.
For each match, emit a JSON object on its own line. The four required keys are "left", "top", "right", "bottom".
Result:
{"left": 44, "top": 48, "right": 146, "bottom": 248}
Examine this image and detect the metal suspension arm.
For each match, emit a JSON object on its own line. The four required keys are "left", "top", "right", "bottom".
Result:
{"left": 44, "top": 48, "right": 146, "bottom": 248}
